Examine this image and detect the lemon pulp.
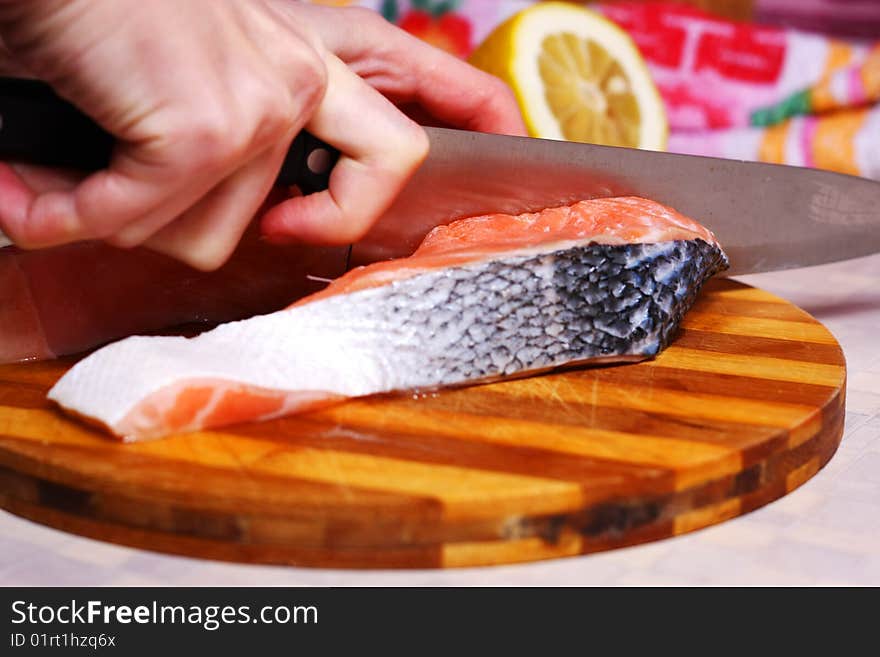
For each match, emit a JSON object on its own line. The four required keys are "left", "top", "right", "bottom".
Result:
{"left": 539, "top": 33, "right": 640, "bottom": 147}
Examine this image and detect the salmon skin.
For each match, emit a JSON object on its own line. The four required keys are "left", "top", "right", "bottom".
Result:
{"left": 49, "top": 197, "right": 728, "bottom": 441}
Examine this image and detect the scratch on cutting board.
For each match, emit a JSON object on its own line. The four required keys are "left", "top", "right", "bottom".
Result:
{"left": 589, "top": 378, "right": 599, "bottom": 428}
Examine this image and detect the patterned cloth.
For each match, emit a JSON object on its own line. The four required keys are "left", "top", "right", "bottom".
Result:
{"left": 315, "top": 1, "right": 880, "bottom": 178}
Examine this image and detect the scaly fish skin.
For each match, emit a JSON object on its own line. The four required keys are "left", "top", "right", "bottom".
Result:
{"left": 364, "top": 239, "right": 726, "bottom": 383}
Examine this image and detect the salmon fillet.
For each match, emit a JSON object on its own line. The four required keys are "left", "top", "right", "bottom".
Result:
{"left": 49, "top": 197, "right": 728, "bottom": 441}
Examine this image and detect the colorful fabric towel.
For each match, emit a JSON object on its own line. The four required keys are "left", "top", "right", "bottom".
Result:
{"left": 315, "top": 1, "right": 880, "bottom": 179}
{"left": 598, "top": 2, "right": 880, "bottom": 178}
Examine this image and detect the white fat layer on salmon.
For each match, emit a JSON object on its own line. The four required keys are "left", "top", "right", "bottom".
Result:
{"left": 48, "top": 198, "right": 728, "bottom": 440}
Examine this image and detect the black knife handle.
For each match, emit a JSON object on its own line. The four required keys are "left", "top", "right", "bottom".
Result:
{"left": 0, "top": 76, "right": 339, "bottom": 194}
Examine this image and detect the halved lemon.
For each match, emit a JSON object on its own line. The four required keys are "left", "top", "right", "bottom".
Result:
{"left": 469, "top": 2, "right": 667, "bottom": 150}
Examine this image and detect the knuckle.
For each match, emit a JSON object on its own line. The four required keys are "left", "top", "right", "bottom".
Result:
{"left": 251, "top": 90, "right": 295, "bottom": 149}
{"left": 291, "top": 50, "right": 328, "bottom": 111}
{"left": 169, "top": 112, "right": 242, "bottom": 170}
{"left": 260, "top": 114, "right": 290, "bottom": 147}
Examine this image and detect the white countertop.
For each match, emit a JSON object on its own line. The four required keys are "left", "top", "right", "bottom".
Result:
{"left": 2, "top": 254, "right": 879, "bottom": 586}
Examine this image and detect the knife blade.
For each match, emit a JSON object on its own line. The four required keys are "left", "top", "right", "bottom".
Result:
{"left": 1, "top": 76, "right": 879, "bottom": 276}
{"left": 352, "top": 128, "right": 880, "bottom": 276}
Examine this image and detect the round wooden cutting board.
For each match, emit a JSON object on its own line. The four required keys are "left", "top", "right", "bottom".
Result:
{"left": 0, "top": 279, "right": 846, "bottom": 569}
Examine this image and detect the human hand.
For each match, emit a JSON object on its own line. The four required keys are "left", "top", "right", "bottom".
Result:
{"left": 0, "top": 1, "right": 525, "bottom": 270}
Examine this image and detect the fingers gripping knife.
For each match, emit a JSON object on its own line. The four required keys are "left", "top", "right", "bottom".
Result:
{"left": 0, "top": 77, "right": 340, "bottom": 248}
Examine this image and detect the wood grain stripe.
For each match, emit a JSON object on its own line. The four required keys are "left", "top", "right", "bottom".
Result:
{"left": 681, "top": 312, "right": 837, "bottom": 344}
{"left": 442, "top": 530, "right": 583, "bottom": 568}
{"left": 789, "top": 412, "right": 824, "bottom": 449}
{"left": 675, "top": 329, "right": 844, "bottom": 365}
{"left": 673, "top": 498, "right": 741, "bottom": 535}
{"left": 574, "top": 365, "right": 838, "bottom": 406}
{"left": 786, "top": 457, "right": 820, "bottom": 492}
{"left": 0, "top": 381, "right": 47, "bottom": 409}
{"left": 651, "top": 347, "right": 845, "bottom": 386}
{"left": 698, "top": 279, "right": 786, "bottom": 303}
{"left": 689, "top": 297, "right": 812, "bottom": 321}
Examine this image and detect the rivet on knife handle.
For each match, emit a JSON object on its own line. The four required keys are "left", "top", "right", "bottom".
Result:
{"left": 0, "top": 75, "right": 339, "bottom": 192}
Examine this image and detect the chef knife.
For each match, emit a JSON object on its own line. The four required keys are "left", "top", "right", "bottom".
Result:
{"left": 1, "top": 76, "right": 879, "bottom": 276}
